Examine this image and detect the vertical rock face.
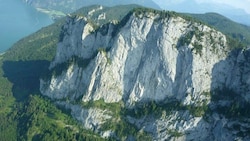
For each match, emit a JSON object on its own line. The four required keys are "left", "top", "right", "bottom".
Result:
{"left": 40, "top": 9, "right": 250, "bottom": 140}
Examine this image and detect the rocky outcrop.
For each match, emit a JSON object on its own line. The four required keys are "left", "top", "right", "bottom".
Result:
{"left": 40, "top": 9, "right": 250, "bottom": 140}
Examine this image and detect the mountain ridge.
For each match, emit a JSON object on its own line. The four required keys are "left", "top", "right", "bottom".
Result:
{"left": 5, "top": 4, "right": 249, "bottom": 62}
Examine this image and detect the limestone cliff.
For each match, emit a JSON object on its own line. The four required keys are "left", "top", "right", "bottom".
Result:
{"left": 40, "top": 8, "right": 250, "bottom": 140}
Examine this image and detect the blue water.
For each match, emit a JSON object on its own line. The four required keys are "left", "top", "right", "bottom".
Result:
{"left": 0, "top": 0, "right": 53, "bottom": 52}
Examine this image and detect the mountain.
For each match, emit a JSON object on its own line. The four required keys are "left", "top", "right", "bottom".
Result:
{"left": 23, "top": 0, "right": 160, "bottom": 19}
{"left": 39, "top": 7, "right": 250, "bottom": 140}
{"left": 1, "top": 5, "right": 250, "bottom": 140}
{"left": 157, "top": 0, "right": 250, "bottom": 26}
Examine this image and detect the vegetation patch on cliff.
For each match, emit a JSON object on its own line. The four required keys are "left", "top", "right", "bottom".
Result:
{"left": 81, "top": 99, "right": 151, "bottom": 140}
{"left": 125, "top": 100, "right": 209, "bottom": 118}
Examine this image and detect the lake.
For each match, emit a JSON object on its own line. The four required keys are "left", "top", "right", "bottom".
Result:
{"left": 0, "top": 0, "right": 53, "bottom": 52}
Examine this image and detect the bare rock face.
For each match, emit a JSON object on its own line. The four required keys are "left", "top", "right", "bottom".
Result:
{"left": 40, "top": 9, "right": 250, "bottom": 140}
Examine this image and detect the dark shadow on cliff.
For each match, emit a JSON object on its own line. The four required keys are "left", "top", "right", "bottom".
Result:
{"left": 173, "top": 45, "right": 194, "bottom": 99}
{"left": 2, "top": 60, "right": 50, "bottom": 102}
{"left": 209, "top": 48, "right": 250, "bottom": 119}
{"left": 190, "top": 48, "right": 250, "bottom": 140}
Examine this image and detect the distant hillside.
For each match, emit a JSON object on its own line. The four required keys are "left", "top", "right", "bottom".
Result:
{"left": 186, "top": 13, "right": 250, "bottom": 46}
{"left": 157, "top": 0, "right": 250, "bottom": 26}
{"left": 24, "top": 0, "right": 160, "bottom": 19}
